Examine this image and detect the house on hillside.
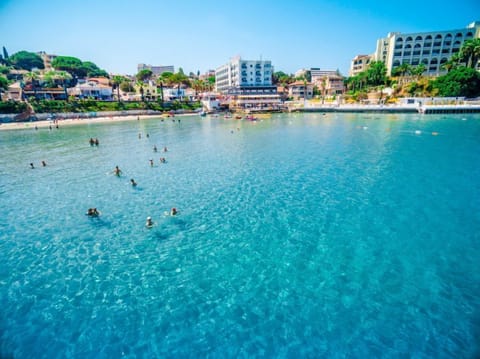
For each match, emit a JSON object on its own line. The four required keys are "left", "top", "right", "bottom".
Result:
{"left": 68, "top": 80, "right": 112, "bottom": 100}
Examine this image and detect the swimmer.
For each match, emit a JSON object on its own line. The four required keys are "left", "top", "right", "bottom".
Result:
{"left": 89, "top": 138, "right": 95, "bottom": 146}
{"left": 114, "top": 166, "right": 122, "bottom": 176}
{"left": 153, "top": 145, "right": 158, "bottom": 152}
{"left": 170, "top": 207, "right": 178, "bottom": 216}
{"left": 94, "top": 138, "right": 99, "bottom": 146}
{"left": 160, "top": 157, "right": 166, "bottom": 163}
{"left": 138, "top": 133, "right": 142, "bottom": 139}
{"left": 163, "top": 146, "right": 168, "bottom": 152}
{"left": 146, "top": 133, "right": 149, "bottom": 138}
{"left": 146, "top": 216, "right": 153, "bottom": 228}
{"left": 149, "top": 159, "right": 154, "bottom": 167}
{"left": 130, "top": 178, "right": 137, "bottom": 186}
{"left": 42, "top": 160, "right": 47, "bottom": 167}
{"left": 87, "top": 208, "right": 100, "bottom": 217}
{"left": 30, "top": 162, "right": 35, "bottom": 169}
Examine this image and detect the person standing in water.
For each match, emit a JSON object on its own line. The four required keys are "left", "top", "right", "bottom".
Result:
{"left": 114, "top": 166, "right": 122, "bottom": 176}
{"left": 130, "top": 178, "right": 137, "bottom": 187}
{"left": 146, "top": 216, "right": 153, "bottom": 228}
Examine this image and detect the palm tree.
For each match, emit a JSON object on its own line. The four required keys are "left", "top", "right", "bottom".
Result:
{"left": 23, "top": 71, "right": 40, "bottom": 99}
{"left": 111, "top": 75, "right": 125, "bottom": 102}
{"left": 442, "top": 54, "right": 460, "bottom": 73}
{"left": 459, "top": 38, "right": 480, "bottom": 69}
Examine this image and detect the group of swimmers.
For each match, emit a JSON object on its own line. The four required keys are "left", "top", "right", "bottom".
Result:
{"left": 145, "top": 207, "right": 178, "bottom": 228}
{"left": 89, "top": 138, "right": 100, "bottom": 146}
{"left": 30, "top": 161, "right": 47, "bottom": 169}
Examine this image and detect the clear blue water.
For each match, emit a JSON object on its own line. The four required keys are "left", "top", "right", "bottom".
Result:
{"left": 1, "top": 112, "right": 479, "bottom": 358}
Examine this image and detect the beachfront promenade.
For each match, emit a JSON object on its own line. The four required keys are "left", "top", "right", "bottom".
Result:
{"left": 290, "top": 102, "right": 480, "bottom": 114}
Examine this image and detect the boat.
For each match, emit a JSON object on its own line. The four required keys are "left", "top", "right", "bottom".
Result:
{"left": 245, "top": 115, "right": 257, "bottom": 121}
{"left": 199, "top": 111, "right": 207, "bottom": 117}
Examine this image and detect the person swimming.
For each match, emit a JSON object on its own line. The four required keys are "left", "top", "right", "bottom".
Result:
{"left": 146, "top": 216, "right": 153, "bottom": 228}
{"left": 42, "top": 160, "right": 47, "bottom": 167}
{"left": 130, "top": 178, "right": 137, "bottom": 186}
{"left": 170, "top": 207, "right": 178, "bottom": 216}
{"left": 87, "top": 208, "right": 100, "bottom": 217}
{"left": 149, "top": 159, "right": 154, "bottom": 167}
{"left": 114, "top": 166, "right": 122, "bottom": 176}
{"left": 163, "top": 146, "right": 168, "bottom": 152}
{"left": 30, "top": 163, "right": 34, "bottom": 169}
{"left": 153, "top": 145, "right": 158, "bottom": 152}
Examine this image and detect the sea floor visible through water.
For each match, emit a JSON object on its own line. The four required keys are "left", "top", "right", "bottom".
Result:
{"left": 0, "top": 112, "right": 479, "bottom": 357}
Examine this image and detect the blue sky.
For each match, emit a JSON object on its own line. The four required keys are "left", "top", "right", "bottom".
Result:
{"left": 1, "top": 0, "right": 479, "bottom": 76}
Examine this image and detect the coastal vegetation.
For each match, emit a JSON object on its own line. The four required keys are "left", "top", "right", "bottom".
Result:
{"left": 0, "top": 39, "right": 479, "bottom": 116}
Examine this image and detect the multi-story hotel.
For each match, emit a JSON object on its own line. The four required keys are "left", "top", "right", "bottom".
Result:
{"left": 137, "top": 64, "right": 174, "bottom": 76}
{"left": 215, "top": 56, "right": 282, "bottom": 112}
{"left": 215, "top": 56, "right": 275, "bottom": 94}
{"left": 350, "top": 21, "right": 480, "bottom": 76}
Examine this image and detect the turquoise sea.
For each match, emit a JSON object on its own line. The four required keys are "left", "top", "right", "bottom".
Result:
{"left": 0, "top": 112, "right": 479, "bottom": 358}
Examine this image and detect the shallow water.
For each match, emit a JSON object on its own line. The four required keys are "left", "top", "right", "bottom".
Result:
{"left": 1, "top": 113, "right": 479, "bottom": 357}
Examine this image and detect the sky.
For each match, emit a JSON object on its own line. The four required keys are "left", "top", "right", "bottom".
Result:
{"left": 1, "top": 0, "right": 479, "bottom": 76}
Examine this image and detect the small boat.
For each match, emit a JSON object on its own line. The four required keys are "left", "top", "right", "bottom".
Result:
{"left": 224, "top": 113, "right": 232, "bottom": 119}
{"left": 245, "top": 115, "right": 257, "bottom": 121}
{"left": 235, "top": 115, "right": 242, "bottom": 120}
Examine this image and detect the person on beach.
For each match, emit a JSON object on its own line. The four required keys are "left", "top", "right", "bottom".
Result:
{"left": 130, "top": 178, "right": 137, "bottom": 187}
{"left": 30, "top": 163, "right": 34, "bottom": 169}
{"left": 146, "top": 216, "right": 153, "bottom": 228}
{"left": 114, "top": 166, "right": 122, "bottom": 176}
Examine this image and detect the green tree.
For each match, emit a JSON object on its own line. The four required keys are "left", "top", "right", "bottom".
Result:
{"left": 392, "top": 63, "right": 411, "bottom": 77}
{"left": 23, "top": 71, "right": 40, "bottom": 98}
{"left": 52, "top": 56, "right": 86, "bottom": 77}
{"left": 442, "top": 54, "right": 461, "bottom": 73}
{"left": 366, "top": 61, "right": 387, "bottom": 86}
{"left": 432, "top": 66, "right": 480, "bottom": 97}
{"left": 459, "top": 38, "right": 480, "bottom": 69}
{"left": 0, "top": 75, "right": 8, "bottom": 91}
{"left": 136, "top": 69, "right": 153, "bottom": 82}
{"left": 3, "top": 46, "right": 9, "bottom": 61}
{"left": 9, "top": 51, "right": 44, "bottom": 70}
{"left": 120, "top": 81, "right": 134, "bottom": 93}
{"left": 111, "top": 75, "right": 126, "bottom": 102}
{"left": 410, "top": 64, "right": 426, "bottom": 80}
{"left": 82, "top": 61, "right": 109, "bottom": 77}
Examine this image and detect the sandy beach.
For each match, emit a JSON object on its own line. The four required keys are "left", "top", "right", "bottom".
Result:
{"left": 0, "top": 113, "right": 196, "bottom": 131}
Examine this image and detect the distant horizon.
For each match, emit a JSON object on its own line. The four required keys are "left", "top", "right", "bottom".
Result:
{"left": 1, "top": 0, "right": 479, "bottom": 76}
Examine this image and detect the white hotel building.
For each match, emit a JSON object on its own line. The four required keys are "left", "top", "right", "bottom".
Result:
{"left": 215, "top": 56, "right": 275, "bottom": 94}
{"left": 350, "top": 21, "right": 480, "bottom": 76}
{"left": 215, "top": 56, "right": 282, "bottom": 111}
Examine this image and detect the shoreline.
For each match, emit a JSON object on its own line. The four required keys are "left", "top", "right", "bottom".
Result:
{"left": 0, "top": 113, "right": 196, "bottom": 131}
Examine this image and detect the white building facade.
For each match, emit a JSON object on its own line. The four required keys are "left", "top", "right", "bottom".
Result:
{"left": 215, "top": 56, "right": 274, "bottom": 94}
{"left": 351, "top": 21, "right": 480, "bottom": 76}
